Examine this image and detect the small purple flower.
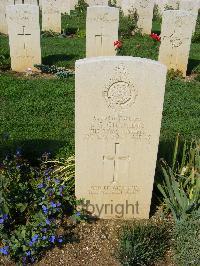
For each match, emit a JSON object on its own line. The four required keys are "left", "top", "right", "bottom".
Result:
{"left": 38, "top": 183, "right": 44, "bottom": 189}
{"left": 26, "top": 251, "right": 31, "bottom": 256}
{"left": 31, "top": 234, "right": 39, "bottom": 243}
{"left": 42, "top": 205, "right": 48, "bottom": 214}
{"left": 57, "top": 202, "right": 61, "bottom": 207}
{"left": 50, "top": 201, "right": 57, "bottom": 208}
{"left": 54, "top": 178, "right": 60, "bottom": 184}
{"left": 42, "top": 236, "right": 47, "bottom": 240}
{"left": 0, "top": 214, "right": 8, "bottom": 224}
{"left": 75, "top": 212, "right": 81, "bottom": 217}
{"left": 46, "top": 219, "right": 51, "bottom": 225}
{"left": 49, "top": 235, "right": 56, "bottom": 243}
{"left": 0, "top": 246, "right": 9, "bottom": 255}
{"left": 41, "top": 228, "right": 47, "bottom": 233}
{"left": 29, "top": 241, "right": 33, "bottom": 247}
{"left": 58, "top": 237, "right": 63, "bottom": 243}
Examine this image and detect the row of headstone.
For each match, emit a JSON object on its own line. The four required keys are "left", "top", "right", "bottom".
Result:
{"left": 4, "top": 3, "right": 197, "bottom": 76}
{"left": 0, "top": 0, "right": 79, "bottom": 35}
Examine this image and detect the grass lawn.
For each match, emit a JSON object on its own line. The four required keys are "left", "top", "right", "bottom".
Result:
{"left": 0, "top": 9, "right": 199, "bottom": 163}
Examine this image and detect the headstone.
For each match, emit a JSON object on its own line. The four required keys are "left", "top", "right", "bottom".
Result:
{"left": 6, "top": 4, "right": 41, "bottom": 72}
{"left": 154, "top": 0, "right": 168, "bottom": 16}
{"left": 87, "top": 0, "right": 108, "bottom": 6}
{"left": 134, "top": 0, "right": 154, "bottom": 34}
{"left": 75, "top": 56, "right": 167, "bottom": 219}
{"left": 0, "top": 0, "right": 14, "bottom": 34}
{"left": 24, "top": 0, "right": 38, "bottom": 4}
{"left": 42, "top": 0, "right": 61, "bottom": 33}
{"left": 14, "top": 0, "right": 23, "bottom": 3}
{"left": 166, "top": 0, "right": 179, "bottom": 10}
{"left": 159, "top": 10, "right": 196, "bottom": 76}
{"left": 70, "top": 0, "right": 78, "bottom": 10}
{"left": 60, "top": 0, "right": 70, "bottom": 14}
{"left": 86, "top": 6, "right": 119, "bottom": 57}
{"left": 121, "top": 0, "right": 135, "bottom": 16}
{"left": 179, "top": 0, "right": 199, "bottom": 32}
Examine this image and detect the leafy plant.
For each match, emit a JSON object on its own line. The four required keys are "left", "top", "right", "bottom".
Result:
{"left": 118, "top": 220, "right": 170, "bottom": 265}
{"left": 173, "top": 214, "right": 200, "bottom": 265}
{"left": 34, "top": 64, "right": 75, "bottom": 79}
{"left": 119, "top": 10, "right": 138, "bottom": 38}
{"left": 158, "top": 135, "right": 200, "bottom": 221}
{"left": 76, "top": 0, "right": 88, "bottom": 16}
{"left": 0, "top": 152, "right": 77, "bottom": 263}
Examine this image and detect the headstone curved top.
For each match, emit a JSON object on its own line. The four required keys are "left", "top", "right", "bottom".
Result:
{"left": 75, "top": 56, "right": 167, "bottom": 219}
{"left": 6, "top": 4, "right": 41, "bottom": 72}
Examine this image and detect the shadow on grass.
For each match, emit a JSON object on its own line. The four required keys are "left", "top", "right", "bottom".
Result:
{"left": 43, "top": 54, "right": 78, "bottom": 65}
{"left": 187, "top": 58, "right": 200, "bottom": 75}
{"left": 0, "top": 139, "right": 74, "bottom": 164}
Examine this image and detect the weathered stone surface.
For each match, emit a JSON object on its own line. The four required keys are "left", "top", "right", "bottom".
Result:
{"left": 24, "top": 0, "right": 38, "bottom": 4}
{"left": 179, "top": 0, "right": 199, "bottom": 32}
{"left": 42, "top": 0, "right": 61, "bottom": 33}
{"left": 75, "top": 56, "right": 167, "bottom": 219}
{"left": 86, "top": 6, "right": 119, "bottom": 57}
{"left": 87, "top": 0, "right": 108, "bottom": 6}
{"left": 159, "top": 10, "right": 196, "bottom": 76}
{"left": 6, "top": 4, "right": 41, "bottom": 72}
{"left": 0, "top": 0, "right": 14, "bottom": 34}
{"left": 135, "top": 0, "right": 154, "bottom": 34}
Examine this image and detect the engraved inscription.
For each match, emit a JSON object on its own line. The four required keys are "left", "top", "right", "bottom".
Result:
{"left": 86, "top": 115, "right": 151, "bottom": 142}
{"left": 88, "top": 185, "right": 140, "bottom": 195}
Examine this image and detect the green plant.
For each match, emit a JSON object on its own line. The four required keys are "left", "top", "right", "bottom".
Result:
{"left": 41, "top": 31, "right": 60, "bottom": 37}
{"left": 0, "top": 152, "right": 77, "bottom": 263}
{"left": 76, "top": 0, "right": 88, "bottom": 16}
{"left": 0, "top": 54, "right": 10, "bottom": 71}
{"left": 158, "top": 135, "right": 200, "bottom": 221}
{"left": 119, "top": 10, "right": 138, "bottom": 38}
{"left": 118, "top": 220, "right": 170, "bottom": 265}
{"left": 34, "top": 64, "right": 75, "bottom": 79}
{"left": 192, "top": 15, "right": 200, "bottom": 43}
{"left": 153, "top": 4, "right": 162, "bottom": 22}
{"left": 173, "top": 215, "right": 200, "bottom": 265}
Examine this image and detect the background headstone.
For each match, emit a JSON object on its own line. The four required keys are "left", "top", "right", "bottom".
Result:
{"left": 59, "top": 0, "right": 70, "bottom": 14}
{"left": 6, "top": 4, "right": 41, "bottom": 71}
{"left": 134, "top": 0, "right": 154, "bottom": 34}
{"left": 86, "top": 6, "right": 119, "bottom": 57}
{"left": 179, "top": 0, "right": 199, "bottom": 32}
{"left": 75, "top": 56, "right": 167, "bottom": 219}
{"left": 24, "top": 0, "right": 38, "bottom": 4}
{"left": 87, "top": 0, "right": 108, "bottom": 6}
{"left": 14, "top": 0, "right": 23, "bottom": 3}
{"left": 159, "top": 10, "right": 196, "bottom": 76}
{"left": 42, "top": 0, "right": 61, "bottom": 33}
{"left": 0, "top": 0, "right": 14, "bottom": 34}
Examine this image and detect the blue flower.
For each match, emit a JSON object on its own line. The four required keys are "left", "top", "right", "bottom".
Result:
{"left": 75, "top": 212, "right": 81, "bottom": 217}
{"left": 42, "top": 205, "right": 48, "bottom": 214}
{"left": 38, "top": 183, "right": 44, "bottom": 189}
{"left": 29, "top": 241, "right": 33, "bottom": 247}
{"left": 54, "top": 178, "right": 60, "bottom": 184}
{"left": 49, "top": 235, "right": 56, "bottom": 243}
{"left": 57, "top": 202, "right": 61, "bottom": 207}
{"left": 31, "top": 234, "right": 39, "bottom": 243}
{"left": 58, "top": 237, "right": 63, "bottom": 243}
{"left": 41, "top": 228, "right": 47, "bottom": 233}
{"left": 0, "top": 214, "right": 8, "bottom": 224}
{"left": 45, "top": 219, "right": 51, "bottom": 225}
{"left": 0, "top": 218, "right": 4, "bottom": 224}
{"left": 42, "top": 236, "right": 47, "bottom": 240}
{"left": 26, "top": 251, "right": 31, "bottom": 256}
{"left": 50, "top": 201, "right": 57, "bottom": 208}
{"left": 0, "top": 246, "right": 9, "bottom": 255}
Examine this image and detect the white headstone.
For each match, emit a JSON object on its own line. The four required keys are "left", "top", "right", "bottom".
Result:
{"left": 42, "top": 0, "right": 61, "bottom": 33}
{"left": 6, "top": 4, "right": 41, "bottom": 72}
{"left": 75, "top": 56, "right": 167, "bottom": 219}
{"left": 0, "top": 0, "right": 14, "bottom": 34}
{"left": 87, "top": 0, "right": 108, "bottom": 6}
{"left": 135, "top": 0, "right": 154, "bottom": 34}
{"left": 14, "top": 0, "right": 23, "bottom": 3}
{"left": 59, "top": 0, "right": 70, "bottom": 14}
{"left": 86, "top": 6, "right": 119, "bottom": 57}
{"left": 24, "top": 0, "right": 38, "bottom": 4}
{"left": 70, "top": 0, "right": 78, "bottom": 10}
{"left": 179, "top": 0, "right": 199, "bottom": 32}
{"left": 159, "top": 10, "right": 196, "bottom": 76}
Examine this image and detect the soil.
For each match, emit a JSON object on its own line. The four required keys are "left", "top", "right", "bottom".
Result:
{"left": 0, "top": 218, "right": 174, "bottom": 266}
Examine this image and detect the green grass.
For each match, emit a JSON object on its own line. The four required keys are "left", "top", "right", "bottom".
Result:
{"left": 0, "top": 9, "right": 199, "bottom": 162}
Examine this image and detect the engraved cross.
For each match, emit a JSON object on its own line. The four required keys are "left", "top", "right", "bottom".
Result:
{"left": 103, "top": 143, "right": 130, "bottom": 184}
{"left": 18, "top": 26, "right": 31, "bottom": 50}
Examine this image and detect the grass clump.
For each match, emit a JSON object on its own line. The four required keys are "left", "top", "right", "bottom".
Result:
{"left": 118, "top": 220, "right": 170, "bottom": 265}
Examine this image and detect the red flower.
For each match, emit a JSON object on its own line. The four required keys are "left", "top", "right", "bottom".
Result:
{"left": 114, "top": 40, "right": 122, "bottom": 49}
{"left": 150, "top": 33, "right": 161, "bottom": 42}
